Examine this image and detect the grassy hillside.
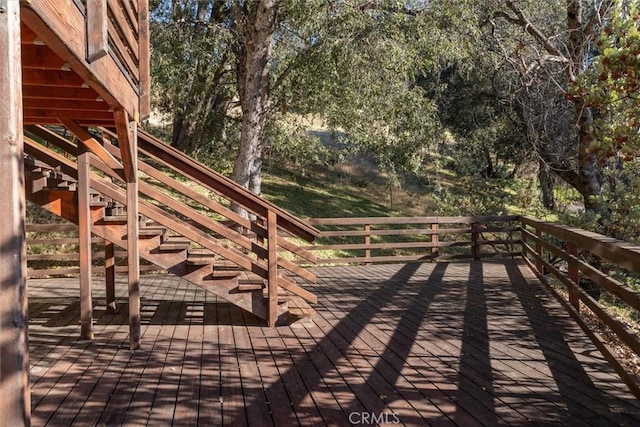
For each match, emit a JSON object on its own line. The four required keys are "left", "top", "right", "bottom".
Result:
{"left": 260, "top": 155, "right": 576, "bottom": 222}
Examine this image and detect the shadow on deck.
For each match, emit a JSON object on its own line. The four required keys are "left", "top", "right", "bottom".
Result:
{"left": 28, "top": 260, "right": 640, "bottom": 426}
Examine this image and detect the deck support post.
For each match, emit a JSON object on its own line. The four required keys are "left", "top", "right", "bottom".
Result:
{"left": 77, "top": 144, "right": 94, "bottom": 339}
{"left": 105, "top": 240, "right": 116, "bottom": 313}
{"left": 0, "top": 2, "right": 31, "bottom": 425}
{"left": 267, "top": 210, "right": 278, "bottom": 327}
{"left": 567, "top": 242, "right": 580, "bottom": 311}
{"left": 115, "top": 110, "right": 141, "bottom": 350}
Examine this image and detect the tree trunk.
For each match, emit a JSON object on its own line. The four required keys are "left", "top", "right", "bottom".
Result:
{"left": 538, "top": 159, "right": 555, "bottom": 209}
{"left": 231, "top": 0, "right": 279, "bottom": 211}
{"left": 171, "top": 116, "right": 197, "bottom": 151}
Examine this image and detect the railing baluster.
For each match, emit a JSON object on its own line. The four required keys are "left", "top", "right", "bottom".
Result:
{"left": 535, "top": 228, "right": 543, "bottom": 274}
{"left": 267, "top": 210, "right": 279, "bottom": 327}
{"left": 105, "top": 240, "right": 116, "bottom": 313}
{"left": 567, "top": 242, "right": 580, "bottom": 311}
{"left": 86, "top": 0, "right": 108, "bottom": 62}
{"left": 471, "top": 221, "right": 479, "bottom": 260}
{"left": 431, "top": 222, "right": 439, "bottom": 261}
{"left": 364, "top": 223, "right": 371, "bottom": 266}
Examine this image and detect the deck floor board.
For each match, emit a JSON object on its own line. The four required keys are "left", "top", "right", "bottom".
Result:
{"left": 28, "top": 260, "right": 640, "bottom": 425}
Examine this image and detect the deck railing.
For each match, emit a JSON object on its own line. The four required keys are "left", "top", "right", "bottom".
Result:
{"left": 24, "top": 204, "right": 640, "bottom": 396}
{"left": 520, "top": 216, "right": 640, "bottom": 397}
{"left": 304, "top": 216, "right": 521, "bottom": 264}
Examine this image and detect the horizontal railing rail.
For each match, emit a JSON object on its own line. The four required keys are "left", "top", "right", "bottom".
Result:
{"left": 520, "top": 216, "right": 640, "bottom": 398}
{"left": 129, "top": 128, "right": 320, "bottom": 243}
{"left": 303, "top": 216, "right": 521, "bottom": 265}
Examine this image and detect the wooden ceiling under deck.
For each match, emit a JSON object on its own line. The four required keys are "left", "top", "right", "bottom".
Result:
{"left": 21, "top": 23, "right": 116, "bottom": 127}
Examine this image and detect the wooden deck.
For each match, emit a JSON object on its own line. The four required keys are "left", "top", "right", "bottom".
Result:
{"left": 28, "top": 260, "right": 640, "bottom": 426}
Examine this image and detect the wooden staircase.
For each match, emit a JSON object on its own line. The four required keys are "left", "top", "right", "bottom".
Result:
{"left": 23, "top": 125, "right": 319, "bottom": 325}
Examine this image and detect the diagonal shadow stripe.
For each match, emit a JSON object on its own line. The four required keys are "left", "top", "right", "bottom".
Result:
{"left": 455, "top": 260, "right": 497, "bottom": 425}
{"left": 342, "top": 262, "right": 450, "bottom": 424}
{"left": 504, "top": 261, "right": 615, "bottom": 421}
{"left": 235, "top": 262, "right": 423, "bottom": 425}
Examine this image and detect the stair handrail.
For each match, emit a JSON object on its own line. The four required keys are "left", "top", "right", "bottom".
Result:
{"left": 24, "top": 135, "right": 271, "bottom": 277}
{"left": 102, "top": 127, "right": 320, "bottom": 243}
{"left": 26, "top": 125, "right": 317, "bottom": 265}
{"left": 95, "top": 136, "right": 317, "bottom": 278}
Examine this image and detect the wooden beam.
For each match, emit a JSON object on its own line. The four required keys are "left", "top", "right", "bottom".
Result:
{"left": 21, "top": 44, "right": 69, "bottom": 70}
{"left": 77, "top": 145, "right": 94, "bottom": 340}
{"left": 86, "top": 0, "right": 108, "bottom": 62}
{"left": 24, "top": 98, "right": 111, "bottom": 111}
{"left": 268, "top": 210, "right": 279, "bottom": 327}
{"left": 61, "top": 119, "right": 124, "bottom": 174}
{"left": 24, "top": 117, "right": 116, "bottom": 127}
{"left": 25, "top": 109, "right": 114, "bottom": 121}
{"left": 114, "top": 109, "right": 136, "bottom": 182}
{"left": 0, "top": 3, "right": 31, "bottom": 425}
{"left": 21, "top": 2, "right": 140, "bottom": 119}
{"left": 22, "top": 85, "right": 102, "bottom": 100}
{"left": 22, "top": 68, "right": 86, "bottom": 87}
{"left": 20, "top": 22, "right": 40, "bottom": 44}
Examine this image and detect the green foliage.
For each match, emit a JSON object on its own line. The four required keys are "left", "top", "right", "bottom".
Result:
{"left": 280, "top": 2, "right": 442, "bottom": 177}
{"left": 562, "top": 158, "right": 640, "bottom": 243}
{"left": 574, "top": 1, "right": 640, "bottom": 160}
{"left": 263, "top": 114, "right": 330, "bottom": 170}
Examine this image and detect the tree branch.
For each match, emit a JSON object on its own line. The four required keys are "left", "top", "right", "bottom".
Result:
{"left": 502, "top": 0, "right": 566, "bottom": 59}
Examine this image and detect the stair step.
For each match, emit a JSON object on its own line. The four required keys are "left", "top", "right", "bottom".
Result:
{"left": 189, "top": 248, "right": 216, "bottom": 257}
{"left": 211, "top": 270, "right": 240, "bottom": 279}
{"left": 102, "top": 215, "right": 127, "bottom": 224}
{"left": 123, "top": 228, "right": 164, "bottom": 239}
{"left": 277, "top": 295, "right": 290, "bottom": 304}
{"left": 237, "top": 279, "right": 266, "bottom": 291}
{"left": 187, "top": 248, "right": 217, "bottom": 263}
{"left": 286, "top": 295, "right": 316, "bottom": 317}
{"left": 212, "top": 260, "right": 241, "bottom": 271}
{"left": 160, "top": 238, "right": 191, "bottom": 252}
{"left": 142, "top": 226, "right": 168, "bottom": 239}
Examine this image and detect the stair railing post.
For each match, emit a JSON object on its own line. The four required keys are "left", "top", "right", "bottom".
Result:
{"left": 0, "top": 2, "right": 31, "bottom": 424}
{"left": 471, "top": 221, "right": 480, "bottom": 260}
{"left": 535, "top": 228, "right": 543, "bottom": 274}
{"left": 267, "top": 210, "right": 278, "bottom": 327}
{"left": 430, "top": 222, "right": 439, "bottom": 261}
{"left": 567, "top": 242, "right": 580, "bottom": 311}
{"left": 105, "top": 240, "right": 116, "bottom": 313}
